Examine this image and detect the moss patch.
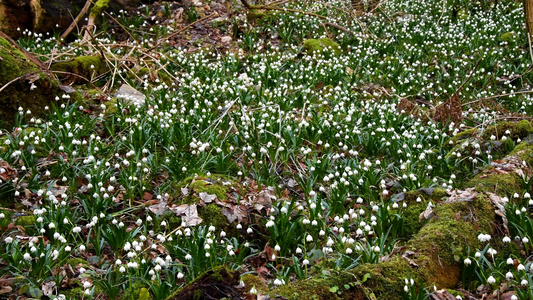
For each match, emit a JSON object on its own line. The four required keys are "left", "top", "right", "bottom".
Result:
{"left": 165, "top": 265, "right": 240, "bottom": 300}
{"left": 51, "top": 56, "right": 108, "bottom": 84}
{"left": 302, "top": 38, "right": 341, "bottom": 56}
{"left": 90, "top": 0, "right": 111, "bottom": 18}
{"left": 470, "top": 172, "right": 522, "bottom": 197}
{"left": 483, "top": 120, "right": 533, "bottom": 140}
{"left": 0, "top": 37, "right": 61, "bottom": 129}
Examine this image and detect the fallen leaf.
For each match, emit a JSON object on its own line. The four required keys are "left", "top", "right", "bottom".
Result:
{"left": 170, "top": 204, "right": 202, "bottom": 226}
{"left": 221, "top": 206, "right": 246, "bottom": 223}
{"left": 199, "top": 192, "right": 217, "bottom": 203}
{"left": 0, "top": 285, "right": 12, "bottom": 295}
{"left": 41, "top": 281, "right": 55, "bottom": 296}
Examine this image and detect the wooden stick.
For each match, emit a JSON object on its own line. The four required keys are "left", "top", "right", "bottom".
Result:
{"left": 59, "top": 0, "right": 92, "bottom": 41}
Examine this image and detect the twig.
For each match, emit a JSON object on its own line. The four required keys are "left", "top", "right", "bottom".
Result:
{"left": 60, "top": 0, "right": 92, "bottom": 41}
{"left": 463, "top": 90, "right": 533, "bottom": 106}
{"left": 0, "top": 73, "right": 34, "bottom": 94}
{"left": 321, "top": 22, "right": 357, "bottom": 35}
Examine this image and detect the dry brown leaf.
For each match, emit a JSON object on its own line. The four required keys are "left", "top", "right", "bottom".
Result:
{"left": 445, "top": 188, "right": 478, "bottom": 203}
{"left": 42, "top": 281, "right": 56, "bottom": 296}
{"left": 433, "top": 93, "right": 463, "bottom": 125}
{"left": 199, "top": 192, "right": 217, "bottom": 204}
{"left": 170, "top": 204, "right": 202, "bottom": 226}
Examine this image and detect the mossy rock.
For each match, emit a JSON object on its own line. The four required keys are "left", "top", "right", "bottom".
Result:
{"left": 0, "top": 37, "right": 62, "bottom": 129}
{"left": 451, "top": 128, "right": 478, "bottom": 144}
{"left": 51, "top": 56, "right": 108, "bottom": 84}
{"left": 247, "top": 10, "right": 268, "bottom": 23}
{"left": 241, "top": 274, "right": 268, "bottom": 294}
{"left": 509, "top": 135, "right": 533, "bottom": 166}
{"left": 103, "top": 98, "right": 119, "bottom": 114}
{"left": 165, "top": 265, "right": 241, "bottom": 300}
{"left": 174, "top": 174, "right": 238, "bottom": 204}
{"left": 483, "top": 120, "right": 533, "bottom": 140}
{"left": 302, "top": 38, "right": 341, "bottom": 56}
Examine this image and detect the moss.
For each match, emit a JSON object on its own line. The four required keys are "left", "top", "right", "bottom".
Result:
{"left": 349, "top": 257, "right": 423, "bottom": 300}
{"left": 104, "top": 98, "right": 118, "bottom": 114}
{"left": 175, "top": 174, "right": 237, "bottom": 204}
{"left": 90, "top": 0, "right": 110, "bottom": 18}
{"left": 0, "top": 37, "right": 62, "bottom": 129}
{"left": 65, "top": 257, "right": 88, "bottom": 268}
{"left": 15, "top": 215, "right": 36, "bottom": 226}
{"left": 509, "top": 138, "right": 533, "bottom": 166}
{"left": 470, "top": 172, "right": 522, "bottom": 197}
{"left": 61, "top": 287, "right": 85, "bottom": 299}
{"left": 241, "top": 274, "right": 268, "bottom": 294}
{"left": 483, "top": 120, "right": 533, "bottom": 140}
{"left": 247, "top": 10, "right": 268, "bottom": 23}
{"left": 200, "top": 204, "right": 230, "bottom": 230}
{"left": 51, "top": 56, "right": 108, "bottom": 83}
{"left": 451, "top": 128, "right": 478, "bottom": 144}
{"left": 500, "top": 32, "right": 516, "bottom": 42}
{"left": 302, "top": 38, "right": 341, "bottom": 56}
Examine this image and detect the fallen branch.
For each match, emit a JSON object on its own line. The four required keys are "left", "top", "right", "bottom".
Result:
{"left": 59, "top": 0, "right": 92, "bottom": 42}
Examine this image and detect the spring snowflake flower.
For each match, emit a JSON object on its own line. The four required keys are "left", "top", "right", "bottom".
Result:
{"left": 464, "top": 258, "right": 472, "bottom": 266}
{"left": 502, "top": 236, "right": 511, "bottom": 243}
{"left": 506, "top": 272, "right": 514, "bottom": 280}
{"left": 487, "top": 276, "right": 496, "bottom": 284}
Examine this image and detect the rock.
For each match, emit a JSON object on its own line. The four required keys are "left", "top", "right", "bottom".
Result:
{"left": 115, "top": 84, "right": 146, "bottom": 106}
{"left": 221, "top": 36, "right": 232, "bottom": 43}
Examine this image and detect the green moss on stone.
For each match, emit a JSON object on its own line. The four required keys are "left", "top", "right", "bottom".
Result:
{"left": 509, "top": 137, "right": 533, "bottom": 166}
{"left": 470, "top": 172, "right": 522, "bottom": 197}
{"left": 0, "top": 37, "right": 60, "bottom": 128}
{"left": 241, "top": 274, "right": 268, "bottom": 294}
{"left": 51, "top": 56, "right": 108, "bottom": 83}
{"left": 302, "top": 38, "right": 341, "bottom": 56}
{"left": 104, "top": 98, "right": 118, "bottom": 114}
{"left": 451, "top": 128, "right": 478, "bottom": 144}
{"left": 200, "top": 204, "right": 230, "bottom": 231}
{"left": 483, "top": 120, "right": 533, "bottom": 140}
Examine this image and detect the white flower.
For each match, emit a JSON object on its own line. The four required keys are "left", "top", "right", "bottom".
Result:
{"left": 487, "top": 276, "right": 496, "bottom": 284}
{"left": 507, "top": 258, "right": 514, "bottom": 265}
{"left": 521, "top": 279, "right": 528, "bottom": 286}
{"left": 502, "top": 236, "right": 511, "bottom": 243}
{"left": 273, "top": 279, "right": 283, "bottom": 286}
{"left": 265, "top": 220, "right": 275, "bottom": 228}
{"left": 302, "top": 259, "right": 309, "bottom": 265}
{"left": 523, "top": 237, "right": 530, "bottom": 244}
{"left": 274, "top": 244, "right": 281, "bottom": 251}
{"left": 185, "top": 254, "right": 192, "bottom": 260}
{"left": 249, "top": 286, "right": 258, "bottom": 294}
{"left": 464, "top": 258, "right": 472, "bottom": 266}
{"left": 506, "top": 272, "right": 514, "bottom": 280}
{"left": 518, "top": 264, "right": 525, "bottom": 271}
{"left": 4, "top": 237, "right": 13, "bottom": 243}
{"left": 177, "top": 272, "right": 184, "bottom": 279}
{"left": 119, "top": 266, "right": 126, "bottom": 273}
{"left": 23, "top": 253, "right": 31, "bottom": 260}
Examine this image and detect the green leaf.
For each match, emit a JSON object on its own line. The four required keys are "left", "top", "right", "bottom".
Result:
{"left": 329, "top": 286, "right": 338, "bottom": 293}
{"left": 344, "top": 284, "right": 350, "bottom": 290}
{"left": 29, "top": 286, "right": 43, "bottom": 299}
{"left": 362, "top": 273, "right": 371, "bottom": 283}
{"left": 19, "top": 284, "right": 30, "bottom": 295}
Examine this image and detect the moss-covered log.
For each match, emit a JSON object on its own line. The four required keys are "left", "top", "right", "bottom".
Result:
{"left": 0, "top": 36, "right": 61, "bottom": 129}
{"left": 272, "top": 140, "right": 533, "bottom": 299}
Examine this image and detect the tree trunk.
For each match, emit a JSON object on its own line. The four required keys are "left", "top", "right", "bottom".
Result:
{"left": 525, "top": 0, "right": 533, "bottom": 42}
